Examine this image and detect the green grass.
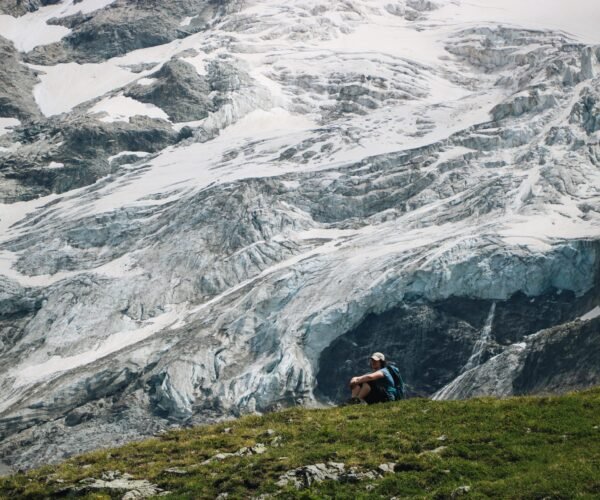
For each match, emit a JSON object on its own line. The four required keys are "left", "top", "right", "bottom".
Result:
{"left": 1, "top": 388, "right": 599, "bottom": 499}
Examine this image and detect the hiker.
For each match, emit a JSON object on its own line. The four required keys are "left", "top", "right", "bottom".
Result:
{"left": 347, "top": 352, "right": 404, "bottom": 405}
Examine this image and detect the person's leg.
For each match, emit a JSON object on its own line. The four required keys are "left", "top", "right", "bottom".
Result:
{"left": 357, "top": 383, "right": 371, "bottom": 400}
{"left": 351, "top": 384, "right": 362, "bottom": 397}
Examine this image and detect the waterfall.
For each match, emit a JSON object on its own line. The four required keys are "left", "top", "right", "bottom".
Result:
{"left": 462, "top": 302, "right": 496, "bottom": 373}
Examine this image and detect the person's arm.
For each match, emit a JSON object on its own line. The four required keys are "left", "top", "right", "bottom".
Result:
{"left": 349, "top": 370, "right": 385, "bottom": 387}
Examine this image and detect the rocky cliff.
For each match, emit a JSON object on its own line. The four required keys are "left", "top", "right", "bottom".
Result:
{"left": 0, "top": 0, "right": 599, "bottom": 472}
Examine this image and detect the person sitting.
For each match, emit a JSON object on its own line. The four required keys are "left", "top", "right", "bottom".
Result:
{"left": 347, "top": 352, "right": 398, "bottom": 405}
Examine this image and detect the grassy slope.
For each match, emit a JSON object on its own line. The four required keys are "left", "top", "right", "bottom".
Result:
{"left": 1, "top": 389, "right": 599, "bottom": 499}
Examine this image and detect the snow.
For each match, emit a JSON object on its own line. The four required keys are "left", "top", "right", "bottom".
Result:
{"left": 0, "top": 250, "right": 80, "bottom": 287}
{"left": 76, "top": 108, "right": 318, "bottom": 215}
{"left": 135, "top": 77, "right": 157, "bottom": 86}
{"left": 499, "top": 213, "right": 600, "bottom": 250}
{"left": 90, "top": 94, "right": 170, "bottom": 122}
{"left": 28, "top": 25, "right": 213, "bottom": 115}
{"left": 108, "top": 151, "right": 151, "bottom": 162}
{"left": 429, "top": 0, "right": 600, "bottom": 44}
{"left": 31, "top": 62, "right": 144, "bottom": 116}
{"left": 181, "top": 52, "right": 207, "bottom": 76}
{"left": 0, "top": 13, "right": 69, "bottom": 52}
{"left": 180, "top": 16, "right": 196, "bottom": 27}
{"left": 0, "top": 0, "right": 116, "bottom": 52}
{"left": 581, "top": 306, "right": 600, "bottom": 321}
{"left": 0, "top": 118, "right": 20, "bottom": 137}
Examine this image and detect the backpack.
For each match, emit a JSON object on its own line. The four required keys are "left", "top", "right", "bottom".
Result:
{"left": 386, "top": 364, "right": 406, "bottom": 400}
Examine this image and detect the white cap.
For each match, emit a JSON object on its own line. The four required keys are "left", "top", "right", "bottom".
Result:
{"left": 370, "top": 352, "right": 385, "bottom": 362}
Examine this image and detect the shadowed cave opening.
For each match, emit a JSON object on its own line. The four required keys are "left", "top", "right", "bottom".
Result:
{"left": 314, "top": 288, "right": 596, "bottom": 403}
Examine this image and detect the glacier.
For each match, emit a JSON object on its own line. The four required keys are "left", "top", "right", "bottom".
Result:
{"left": 0, "top": 0, "right": 599, "bottom": 471}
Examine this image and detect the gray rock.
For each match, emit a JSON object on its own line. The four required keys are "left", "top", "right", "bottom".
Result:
{"left": 276, "top": 462, "right": 381, "bottom": 489}
{"left": 163, "top": 467, "right": 190, "bottom": 475}
{"left": 201, "top": 443, "right": 267, "bottom": 464}
{"left": 452, "top": 485, "right": 471, "bottom": 497}
{"left": 276, "top": 462, "right": 347, "bottom": 489}
{"left": 0, "top": 115, "right": 190, "bottom": 202}
{"left": 125, "top": 59, "right": 211, "bottom": 122}
{"left": 0, "top": 460, "right": 12, "bottom": 478}
{"left": 570, "top": 87, "right": 600, "bottom": 135}
{"left": 0, "top": 36, "right": 41, "bottom": 121}
{"left": 24, "top": 0, "right": 227, "bottom": 65}
{"left": 434, "top": 316, "right": 600, "bottom": 400}
{"left": 0, "top": 0, "right": 60, "bottom": 16}
{"left": 70, "top": 470, "right": 166, "bottom": 498}
{"left": 377, "top": 463, "right": 397, "bottom": 474}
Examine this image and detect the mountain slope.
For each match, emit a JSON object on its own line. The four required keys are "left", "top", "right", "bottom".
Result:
{"left": 0, "top": 0, "right": 599, "bottom": 471}
{"left": 0, "top": 389, "right": 599, "bottom": 498}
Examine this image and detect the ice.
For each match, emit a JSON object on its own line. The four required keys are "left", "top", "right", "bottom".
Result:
{"left": 11, "top": 307, "right": 181, "bottom": 388}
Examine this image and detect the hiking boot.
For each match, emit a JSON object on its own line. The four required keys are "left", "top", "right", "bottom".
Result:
{"left": 343, "top": 397, "right": 365, "bottom": 406}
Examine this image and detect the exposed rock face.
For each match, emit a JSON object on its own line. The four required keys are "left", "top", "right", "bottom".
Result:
{"left": 24, "top": 0, "right": 229, "bottom": 65}
{"left": 316, "top": 283, "right": 599, "bottom": 400}
{"left": 0, "top": 0, "right": 60, "bottom": 17}
{"left": 0, "top": 0, "right": 600, "bottom": 472}
{"left": 125, "top": 58, "right": 254, "bottom": 123}
{"left": 433, "top": 316, "right": 600, "bottom": 400}
{"left": 0, "top": 115, "right": 191, "bottom": 202}
{"left": 0, "top": 36, "right": 41, "bottom": 121}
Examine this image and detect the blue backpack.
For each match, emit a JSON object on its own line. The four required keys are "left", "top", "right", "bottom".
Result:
{"left": 386, "top": 364, "right": 406, "bottom": 400}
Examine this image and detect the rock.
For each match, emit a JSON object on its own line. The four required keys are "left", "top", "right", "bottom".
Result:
{"left": 0, "top": 36, "right": 41, "bottom": 121}
{"left": 0, "top": 461, "right": 12, "bottom": 478}
{"left": 452, "top": 485, "right": 471, "bottom": 497}
{"left": 24, "top": 1, "right": 225, "bottom": 65}
{"left": 163, "top": 467, "right": 189, "bottom": 475}
{"left": 276, "top": 462, "right": 381, "bottom": 489}
{"left": 377, "top": 463, "right": 397, "bottom": 474}
{"left": 65, "top": 410, "right": 94, "bottom": 427}
{"left": 276, "top": 462, "right": 347, "bottom": 489}
{"left": 434, "top": 316, "right": 600, "bottom": 400}
{"left": 201, "top": 443, "right": 267, "bottom": 464}
{"left": 69, "top": 470, "right": 166, "bottom": 498}
{"left": 251, "top": 443, "right": 267, "bottom": 455}
{"left": 0, "top": 115, "right": 187, "bottom": 202}
{"left": 124, "top": 59, "right": 213, "bottom": 123}
{"left": 0, "top": 0, "right": 60, "bottom": 16}
{"left": 419, "top": 446, "right": 447, "bottom": 457}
